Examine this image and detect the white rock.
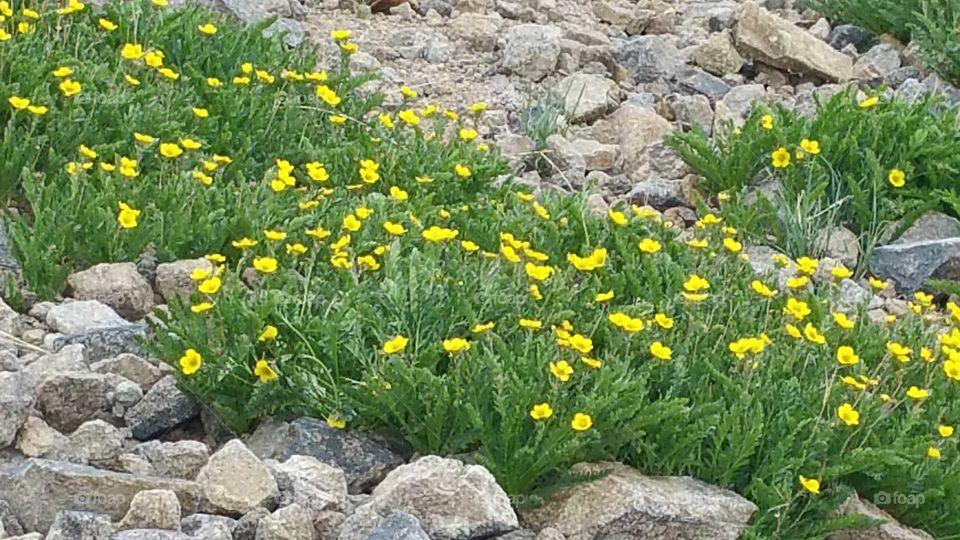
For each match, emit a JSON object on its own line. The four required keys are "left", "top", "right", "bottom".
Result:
{"left": 196, "top": 439, "right": 279, "bottom": 515}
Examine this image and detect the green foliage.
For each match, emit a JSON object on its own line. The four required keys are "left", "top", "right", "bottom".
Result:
{"left": 668, "top": 89, "right": 960, "bottom": 266}
{"left": 803, "top": 0, "right": 922, "bottom": 42}
{"left": 912, "top": 0, "right": 960, "bottom": 88}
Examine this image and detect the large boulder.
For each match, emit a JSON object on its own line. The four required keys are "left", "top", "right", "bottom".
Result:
{"left": 870, "top": 214, "right": 960, "bottom": 292}
{"left": 522, "top": 462, "right": 757, "bottom": 540}
{"left": 501, "top": 24, "right": 562, "bottom": 81}
{"left": 196, "top": 439, "right": 279, "bottom": 516}
{"left": 733, "top": 1, "right": 853, "bottom": 82}
{"left": 66, "top": 263, "right": 154, "bottom": 320}
{"left": 337, "top": 456, "right": 518, "bottom": 540}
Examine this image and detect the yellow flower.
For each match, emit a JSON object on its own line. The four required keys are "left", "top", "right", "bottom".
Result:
{"left": 207, "top": 77, "right": 222, "bottom": 87}
{"left": 459, "top": 128, "right": 478, "bottom": 141}
{"left": 190, "top": 267, "right": 212, "bottom": 281}
{"left": 442, "top": 337, "right": 471, "bottom": 355}
{"left": 422, "top": 226, "right": 459, "bottom": 243}
{"left": 398, "top": 109, "right": 420, "bottom": 126}
{"left": 472, "top": 322, "right": 495, "bottom": 334}
{"left": 549, "top": 360, "right": 573, "bottom": 382}
{"left": 22, "top": 7, "right": 40, "bottom": 19}
{"left": 927, "top": 446, "right": 942, "bottom": 459}
{"left": 254, "top": 360, "right": 278, "bottom": 383}
{"left": 157, "top": 67, "right": 179, "bottom": 80}
{"left": 886, "top": 342, "right": 912, "bottom": 361}
{"left": 683, "top": 274, "right": 710, "bottom": 293}
{"left": 198, "top": 23, "right": 218, "bottom": 35}
{"left": 145, "top": 50, "right": 165, "bottom": 68}
{"left": 159, "top": 143, "right": 183, "bottom": 159}
{"left": 198, "top": 276, "right": 222, "bottom": 295}
{"left": 906, "top": 386, "right": 929, "bottom": 400}
{"left": 751, "top": 280, "right": 777, "bottom": 298}
{"left": 121, "top": 43, "right": 144, "bottom": 60}
{"left": 389, "top": 186, "right": 409, "bottom": 202}
{"left": 124, "top": 74, "right": 141, "bottom": 86}
{"left": 799, "top": 475, "right": 820, "bottom": 495}
{"left": 831, "top": 266, "right": 853, "bottom": 279}
{"left": 331, "top": 29, "right": 352, "bottom": 40}
{"left": 470, "top": 102, "right": 487, "bottom": 114}
{"left": 938, "top": 425, "right": 954, "bottom": 438}
{"left": 519, "top": 318, "right": 542, "bottom": 330}
{"left": 567, "top": 248, "right": 607, "bottom": 271}
{"left": 723, "top": 237, "right": 742, "bottom": 253}
{"left": 595, "top": 290, "right": 615, "bottom": 303}
{"left": 654, "top": 313, "right": 674, "bottom": 329}
{"left": 638, "top": 238, "right": 661, "bottom": 254}
{"left": 868, "top": 276, "right": 888, "bottom": 290}
{"left": 803, "top": 323, "right": 826, "bottom": 345}
{"left": 59, "top": 79, "right": 81, "bottom": 97}
{"left": 454, "top": 164, "right": 471, "bottom": 177}
{"left": 529, "top": 403, "right": 553, "bottom": 421}
{"left": 944, "top": 359, "right": 960, "bottom": 380}
{"left": 833, "top": 312, "right": 855, "bottom": 330}
{"left": 859, "top": 96, "right": 879, "bottom": 109}
{"left": 837, "top": 403, "right": 860, "bottom": 426}
{"left": 151, "top": 0, "right": 168, "bottom": 7}
{"left": 608, "top": 209, "right": 629, "bottom": 226}
{"left": 761, "top": 114, "right": 773, "bottom": 129}
{"left": 800, "top": 139, "right": 821, "bottom": 155}
{"left": 180, "top": 138, "right": 202, "bottom": 150}
{"left": 316, "top": 85, "right": 341, "bottom": 106}
{"left": 382, "top": 335, "right": 409, "bottom": 354}
{"left": 795, "top": 257, "right": 819, "bottom": 275}
{"left": 686, "top": 238, "right": 708, "bottom": 250}
{"left": 325, "top": 415, "right": 347, "bottom": 429}
{"left": 253, "top": 257, "right": 279, "bottom": 273}
{"left": 608, "top": 312, "right": 644, "bottom": 332}
{"left": 650, "top": 341, "right": 672, "bottom": 361}
{"left": 27, "top": 104, "right": 48, "bottom": 116}
{"left": 571, "top": 412, "right": 593, "bottom": 432}
{"left": 329, "top": 114, "right": 347, "bottom": 125}
{"left": 581, "top": 357, "right": 602, "bottom": 369}
{"left": 380, "top": 221, "right": 406, "bottom": 236}
{"left": 258, "top": 325, "right": 279, "bottom": 342}
{"left": 529, "top": 284, "right": 543, "bottom": 300}
{"left": 888, "top": 168, "right": 905, "bottom": 188}
{"left": 524, "top": 262, "right": 554, "bottom": 282}
{"left": 771, "top": 147, "right": 791, "bottom": 168}
{"left": 8, "top": 96, "right": 30, "bottom": 110}
{"left": 460, "top": 240, "right": 480, "bottom": 252}
{"left": 340, "top": 42, "right": 359, "bottom": 54}
{"left": 341, "top": 214, "right": 362, "bottom": 232}
{"left": 192, "top": 107, "right": 209, "bottom": 119}
{"left": 786, "top": 276, "right": 809, "bottom": 289}
{"left": 179, "top": 349, "right": 202, "bottom": 375}
{"left": 117, "top": 202, "right": 140, "bottom": 229}
{"left": 836, "top": 345, "right": 859, "bottom": 366}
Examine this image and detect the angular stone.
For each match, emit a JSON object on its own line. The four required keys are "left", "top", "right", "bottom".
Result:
{"left": 53, "top": 324, "right": 148, "bottom": 363}
{"left": 366, "top": 512, "right": 430, "bottom": 540}
{"left": 714, "top": 84, "right": 766, "bottom": 133}
{"left": 626, "top": 177, "right": 692, "bottom": 208}
{"left": 219, "top": 0, "right": 304, "bottom": 47}
{"left": 35, "top": 372, "right": 115, "bottom": 432}
{"left": 607, "top": 103, "right": 673, "bottom": 174}
{"left": 502, "top": 24, "right": 562, "bottom": 81}
{"left": 449, "top": 14, "right": 501, "bottom": 53}
{"left": 828, "top": 495, "right": 934, "bottom": 540}
{"left": 234, "top": 508, "right": 271, "bottom": 540}
{"left": 155, "top": 259, "right": 214, "bottom": 305}
{"left": 678, "top": 68, "right": 731, "bottom": 101}
{"left": 196, "top": 439, "right": 279, "bottom": 515}
{"left": 693, "top": 31, "right": 744, "bottom": 77}
{"left": 734, "top": 1, "right": 854, "bottom": 82}
{"left": 893, "top": 211, "right": 960, "bottom": 244}
{"left": 667, "top": 94, "right": 714, "bottom": 134}
{"left": 46, "top": 300, "right": 131, "bottom": 335}
{"left": 815, "top": 226, "right": 860, "bottom": 269}
{"left": 523, "top": 463, "right": 756, "bottom": 540}
{"left": 90, "top": 353, "right": 162, "bottom": 392}
{"left": 181, "top": 513, "right": 235, "bottom": 540}
{"left": 125, "top": 376, "right": 199, "bottom": 440}
{"left": 135, "top": 440, "right": 210, "bottom": 480}
{"left": 0, "top": 370, "right": 33, "bottom": 447}
{"left": 828, "top": 24, "right": 873, "bottom": 52}
{"left": 0, "top": 221, "right": 22, "bottom": 289}
{"left": 45, "top": 510, "right": 112, "bottom": 540}
{"left": 614, "top": 35, "right": 682, "bottom": 83}
{"left": 246, "top": 417, "right": 405, "bottom": 494}
{"left": 62, "top": 419, "right": 125, "bottom": 463}
{"left": 111, "top": 531, "right": 192, "bottom": 540}
{"left": 557, "top": 73, "right": 619, "bottom": 124}
{"left": 0, "top": 459, "right": 201, "bottom": 533}
{"left": 67, "top": 263, "right": 154, "bottom": 320}
{"left": 16, "top": 416, "right": 68, "bottom": 457}
{"left": 268, "top": 454, "right": 348, "bottom": 514}
{"left": 870, "top": 238, "right": 960, "bottom": 292}
{"left": 23, "top": 344, "right": 86, "bottom": 385}
{"left": 118, "top": 489, "right": 182, "bottom": 532}
{"left": 339, "top": 456, "right": 518, "bottom": 540}
{"left": 855, "top": 44, "right": 901, "bottom": 79}
{"left": 255, "top": 503, "right": 314, "bottom": 540}
{"left": 625, "top": 142, "right": 690, "bottom": 183}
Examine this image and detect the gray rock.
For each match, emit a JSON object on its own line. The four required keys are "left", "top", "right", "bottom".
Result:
{"left": 893, "top": 211, "right": 960, "bottom": 244}
{"left": 0, "top": 370, "right": 33, "bottom": 447}
{"left": 449, "top": 14, "right": 501, "bottom": 53}
{"left": 815, "top": 226, "right": 860, "bottom": 269}
{"left": 119, "top": 452, "right": 158, "bottom": 477}
{"left": 855, "top": 44, "right": 901, "bottom": 79}
{"left": 196, "top": 439, "right": 278, "bottom": 515}
{"left": 714, "top": 84, "right": 766, "bottom": 133}
{"left": 118, "top": 489, "right": 182, "bottom": 532}
{"left": 255, "top": 503, "right": 314, "bottom": 540}
{"left": 234, "top": 508, "right": 271, "bottom": 540}
{"left": 678, "top": 68, "right": 731, "bottom": 101}
{"left": 417, "top": 0, "right": 452, "bottom": 16}
{"left": 52, "top": 324, "right": 148, "bottom": 363}
{"left": 692, "top": 31, "right": 744, "bottom": 77}
{"left": 0, "top": 500, "right": 24, "bottom": 536}
{"left": 870, "top": 238, "right": 960, "bottom": 292}
{"left": 828, "top": 494, "right": 934, "bottom": 540}
{"left": 35, "top": 372, "right": 115, "bottom": 432}
{"left": 603, "top": 103, "right": 673, "bottom": 175}
{"left": 45, "top": 510, "right": 112, "bottom": 540}
{"left": 808, "top": 18, "right": 831, "bottom": 41}
{"left": 0, "top": 220, "right": 22, "bottom": 289}
{"left": 67, "top": 263, "right": 154, "bottom": 320}
{"left": 365, "top": 512, "right": 429, "bottom": 540}
{"left": 625, "top": 141, "right": 691, "bottom": 184}
{"left": 23, "top": 344, "right": 86, "bottom": 385}
{"left": 667, "top": 94, "right": 714, "bottom": 134}
{"left": 707, "top": 7, "right": 735, "bottom": 31}
{"left": 338, "top": 456, "right": 518, "bottom": 540}
{"left": 63, "top": 419, "right": 125, "bottom": 464}
{"left": 502, "top": 24, "right": 562, "bottom": 81}
{"left": 218, "top": 0, "right": 304, "bottom": 47}
{"left": 90, "top": 354, "right": 162, "bottom": 392}
{"left": 246, "top": 417, "right": 405, "bottom": 494}
{"left": 734, "top": 1, "right": 854, "bottom": 82}
{"left": 268, "top": 455, "right": 348, "bottom": 513}
{"left": 154, "top": 259, "right": 213, "bottom": 305}
{"left": 110, "top": 530, "right": 192, "bottom": 540}
{"left": 557, "top": 73, "right": 619, "bottom": 124}
{"left": 836, "top": 279, "right": 872, "bottom": 310}
{"left": 523, "top": 462, "right": 756, "bottom": 540}
{"left": 181, "top": 514, "right": 235, "bottom": 540}
{"left": 626, "top": 177, "right": 692, "bottom": 208}
{"left": 828, "top": 24, "right": 873, "bottom": 52}
{"left": 615, "top": 35, "right": 682, "bottom": 83}
{"left": 124, "top": 376, "right": 199, "bottom": 440}
{"left": 7, "top": 534, "right": 42, "bottom": 540}
{"left": 0, "top": 459, "right": 201, "bottom": 533}
{"left": 46, "top": 300, "right": 132, "bottom": 335}
{"left": 135, "top": 440, "right": 210, "bottom": 480}
{"left": 16, "top": 416, "right": 67, "bottom": 458}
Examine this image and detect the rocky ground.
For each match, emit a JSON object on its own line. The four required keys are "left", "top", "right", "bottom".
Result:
{"left": 2, "top": 0, "right": 960, "bottom": 538}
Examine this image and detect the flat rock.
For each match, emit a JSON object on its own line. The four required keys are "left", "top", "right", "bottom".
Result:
{"left": 268, "top": 454, "right": 349, "bottom": 513}
{"left": 0, "top": 458, "right": 201, "bottom": 533}
{"left": 125, "top": 376, "right": 200, "bottom": 440}
{"left": 35, "top": 372, "right": 116, "bottom": 432}
{"left": 502, "top": 24, "right": 562, "bottom": 81}
{"left": 16, "top": 416, "right": 68, "bottom": 457}
{"left": 181, "top": 513, "right": 235, "bottom": 540}
{"left": 255, "top": 503, "right": 314, "bottom": 540}
{"left": 218, "top": 0, "right": 304, "bottom": 47}
{"left": 110, "top": 530, "right": 193, "bottom": 540}
{"left": 870, "top": 238, "right": 960, "bottom": 292}
{"left": 246, "top": 417, "right": 405, "bottom": 494}
{"left": 692, "top": 31, "right": 744, "bottom": 77}
{"left": 62, "top": 419, "right": 125, "bottom": 464}
{"left": 893, "top": 211, "right": 960, "bottom": 244}
{"left": 135, "top": 440, "right": 210, "bottom": 480}
{"left": 196, "top": 439, "right": 278, "bottom": 516}
{"left": 53, "top": 324, "right": 148, "bottom": 363}
{"left": 67, "top": 263, "right": 154, "bottom": 320}
{"left": 91, "top": 353, "right": 162, "bottom": 392}
{"left": 46, "top": 300, "right": 131, "bottom": 335}
{"left": 828, "top": 495, "right": 933, "bottom": 540}
{"left": 522, "top": 462, "right": 756, "bottom": 540}
{"left": 734, "top": 1, "right": 853, "bottom": 82}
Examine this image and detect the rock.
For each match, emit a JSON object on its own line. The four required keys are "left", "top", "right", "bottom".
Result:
{"left": 246, "top": 417, "right": 405, "bottom": 494}
{"left": 181, "top": 514, "right": 235, "bottom": 540}
{"left": 625, "top": 142, "right": 690, "bottom": 184}
{"left": 35, "top": 372, "right": 115, "bottom": 432}
{"left": 692, "top": 31, "right": 744, "bottom": 77}
{"left": 66, "top": 263, "right": 154, "bottom": 320}
{"left": 219, "top": 0, "right": 304, "bottom": 47}
{"left": 154, "top": 259, "right": 213, "bottom": 304}
{"left": 707, "top": 6, "right": 735, "bottom": 31}
{"left": 268, "top": 455, "right": 349, "bottom": 513}
{"left": 0, "top": 459, "right": 201, "bottom": 533}
{"left": 855, "top": 44, "right": 901, "bottom": 79}
{"left": 828, "top": 24, "right": 873, "bottom": 52}
{"left": 870, "top": 238, "right": 960, "bottom": 292}
{"left": 125, "top": 376, "right": 199, "bottom": 440}
{"left": 64, "top": 419, "right": 124, "bottom": 463}
{"left": 667, "top": 94, "right": 714, "bottom": 133}
{"left": 592, "top": 1, "right": 632, "bottom": 26}
{"left": 234, "top": 508, "right": 271, "bottom": 540}
{"left": 417, "top": 0, "right": 452, "bottom": 16}
{"left": 23, "top": 344, "right": 86, "bottom": 384}
{"left": 546, "top": 136, "right": 617, "bottom": 177}
{"left": 836, "top": 279, "right": 872, "bottom": 310}
{"left": 0, "top": 220, "right": 22, "bottom": 289}
{"left": 677, "top": 68, "right": 731, "bottom": 101}
{"left": 91, "top": 353, "right": 162, "bottom": 392}
{"left": 614, "top": 35, "right": 682, "bottom": 83}
{"left": 449, "top": 14, "right": 501, "bottom": 53}
{"left": 502, "top": 24, "right": 562, "bottom": 81}
{"left": 196, "top": 439, "right": 279, "bottom": 515}
{"left": 893, "top": 211, "right": 960, "bottom": 244}
{"left": 714, "top": 84, "right": 766, "bottom": 133}
{"left": 0, "top": 501, "right": 24, "bottom": 536}
{"left": 0, "top": 370, "right": 33, "bottom": 447}
{"left": 808, "top": 18, "right": 831, "bottom": 41}
{"left": 605, "top": 103, "right": 673, "bottom": 174}
{"left": 52, "top": 324, "right": 148, "bottom": 363}
{"left": 365, "top": 512, "right": 430, "bottom": 540}
{"left": 626, "top": 177, "right": 693, "bottom": 208}
{"left": 734, "top": 1, "right": 854, "bottom": 82}
{"left": 110, "top": 531, "right": 192, "bottom": 540}
{"left": 255, "top": 503, "right": 314, "bottom": 540}
{"left": 119, "top": 452, "right": 158, "bottom": 476}
{"left": 815, "top": 226, "right": 860, "bottom": 269}
{"left": 16, "top": 416, "right": 68, "bottom": 457}
{"left": 44, "top": 510, "right": 112, "bottom": 540}
{"left": 135, "top": 440, "right": 210, "bottom": 480}
{"left": 339, "top": 456, "right": 517, "bottom": 540}
{"left": 557, "top": 73, "right": 619, "bottom": 124}
{"left": 0, "top": 296, "right": 19, "bottom": 336}
{"left": 523, "top": 462, "right": 756, "bottom": 540}
{"left": 6, "top": 535, "right": 42, "bottom": 540}
{"left": 828, "top": 494, "right": 934, "bottom": 540}
{"left": 46, "top": 300, "right": 131, "bottom": 335}
{"left": 118, "top": 489, "right": 182, "bottom": 532}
